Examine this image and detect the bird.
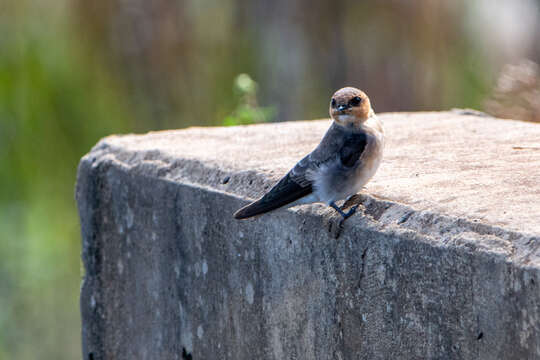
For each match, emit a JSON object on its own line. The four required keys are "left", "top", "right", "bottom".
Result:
{"left": 234, "top": 87, "right": 384, "bottom": 220}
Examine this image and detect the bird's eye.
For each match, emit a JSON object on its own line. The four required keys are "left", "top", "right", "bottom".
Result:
{"left": 331, "top": 98, "right": 336, "bottom": 108}
{"left": 350, "top": 96, "right": 362, "bottom": 106}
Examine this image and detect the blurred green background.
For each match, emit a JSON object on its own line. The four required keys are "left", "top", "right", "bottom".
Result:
{"left": 1, "top": 0, "right": 539, "bottom": 358}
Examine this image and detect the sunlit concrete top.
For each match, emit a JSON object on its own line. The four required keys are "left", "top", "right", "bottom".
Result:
{"left": 91, "top": 111, "right": 540, "bottom": 238}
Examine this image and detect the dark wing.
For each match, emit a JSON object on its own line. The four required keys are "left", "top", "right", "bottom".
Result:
{"left": 233, "top": 172, "right": 312, "bottom": 219}
{"left": 289, "top": 122, "right": 350, "bottom": 184}
{"left": 339, "top": 133, "right": 367, "bottom": 167}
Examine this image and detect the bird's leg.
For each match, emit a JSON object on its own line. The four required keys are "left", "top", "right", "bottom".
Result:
{"left": 330, "top": 201, "right": 359, "bottom": 220}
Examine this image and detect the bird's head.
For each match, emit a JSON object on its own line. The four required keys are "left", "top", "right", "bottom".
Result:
{"left": 329, "top": 87, "right": 373, "bottom": 128}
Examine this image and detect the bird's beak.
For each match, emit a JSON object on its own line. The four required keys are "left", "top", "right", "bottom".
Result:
{"left": 337, "top": 104, "right": 348, "bottom": 113}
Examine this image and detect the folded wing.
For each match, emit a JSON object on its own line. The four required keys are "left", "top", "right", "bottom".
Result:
{"left": 233, "top": 172, "right": 313, "bottom": 219}
{"left": 339, "top": 133, "right": 367, "bottom": 167}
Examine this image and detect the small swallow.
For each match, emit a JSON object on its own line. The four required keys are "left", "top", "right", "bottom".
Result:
{"left": 234, "top": 87, "right": 384, "bottom": 220}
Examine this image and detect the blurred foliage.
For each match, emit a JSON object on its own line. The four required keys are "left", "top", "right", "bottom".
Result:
{"left": 0, "top": 0, "right": 539, "bottom": 359}
{"left": 224, "top": 74, "right": 276, "bottom": 126}
{"left": 0, "top": 1, "right": 136, "bottom": 359}
{"left": 485, "top": 60, "right": 540, "bottom": 122}
{"left": 71, "top": 0, "right": 540, "bottom": 124}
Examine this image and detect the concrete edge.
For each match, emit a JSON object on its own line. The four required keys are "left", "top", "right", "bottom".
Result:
{"left": 76, "top": 138, "right": 540, "bottom": 271}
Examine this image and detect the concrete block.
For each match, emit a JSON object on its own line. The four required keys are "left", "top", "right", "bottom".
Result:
{"left": 76, "top": 112, "right": 540, "bottom": 359}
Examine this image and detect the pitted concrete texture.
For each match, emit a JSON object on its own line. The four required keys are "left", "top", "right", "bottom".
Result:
{"left": 77, "top": 112, "right": 540, "bottom": 360}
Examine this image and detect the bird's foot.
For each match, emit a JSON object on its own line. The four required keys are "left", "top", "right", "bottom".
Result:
{"left": 330, "top": 202, "right": 359, "bottom": 220}
{"left": 328, "top": 200, "right": 364, "bottom": 239}
{"left": 342, "top": 204, "right": 360, "bottom": 219}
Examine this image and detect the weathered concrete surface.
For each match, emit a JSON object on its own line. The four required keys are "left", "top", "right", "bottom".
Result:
{"left": 77, "top": 112, "right": 540, "bottom": 360}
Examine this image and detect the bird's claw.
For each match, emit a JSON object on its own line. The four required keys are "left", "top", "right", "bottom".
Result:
{"left": 330, "top": 201, "right": 359, "bottom": 220}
